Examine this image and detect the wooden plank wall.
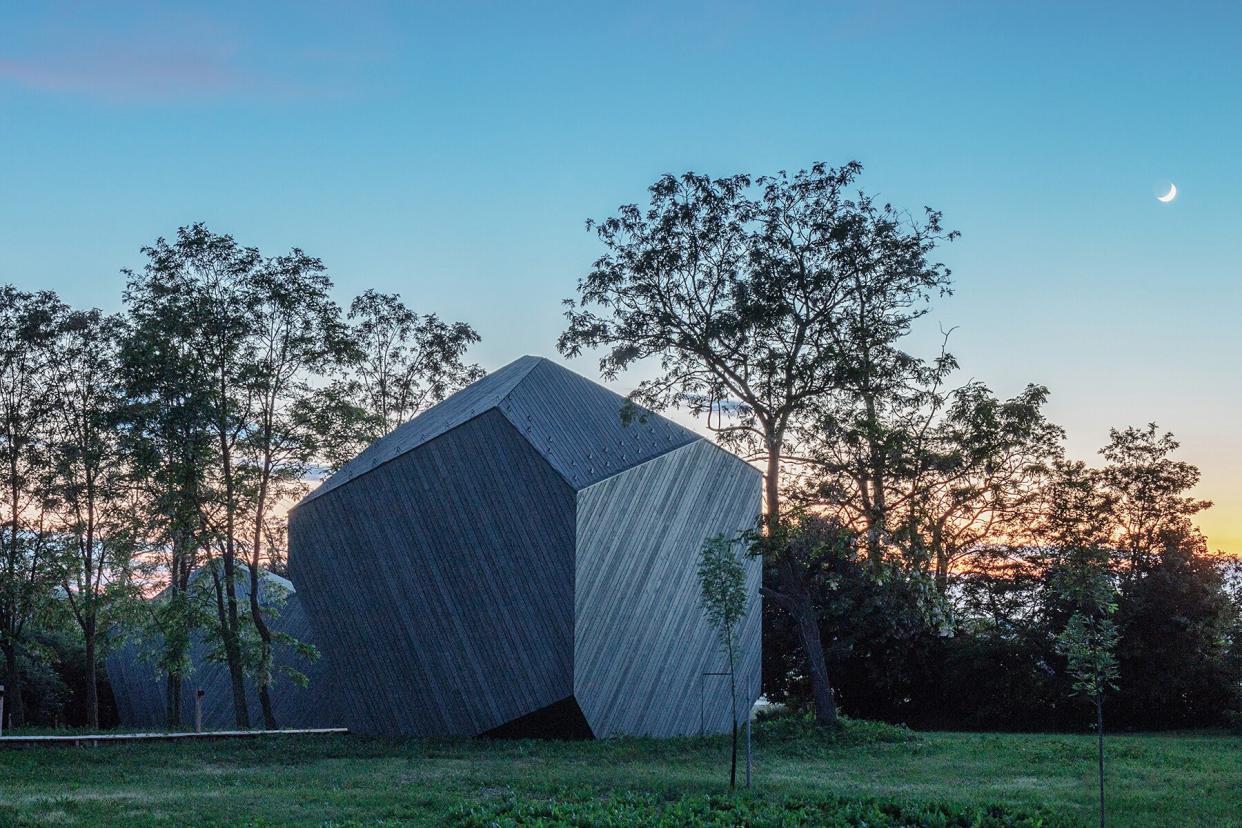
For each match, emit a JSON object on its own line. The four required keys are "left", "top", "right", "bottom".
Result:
{"left": 299, "top": 355, "right": 700, "bottom": 510}
{"left": 289, "top": 408, "right": 577, "bottom": 737}
{"left": 574, "top": 439, "right": 763, "bottom": 737}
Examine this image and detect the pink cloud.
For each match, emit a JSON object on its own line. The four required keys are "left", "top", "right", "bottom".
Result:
{"left": 0, "top": 5, "right": 275, "bottom": 102}
{"left": 0, "top": 46, "right": 254, "bottom": 100}
{"left": 0, "top": 5, "right": 393, "bottom": 103}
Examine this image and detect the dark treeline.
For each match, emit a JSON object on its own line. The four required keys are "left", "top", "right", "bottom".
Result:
{"left": 0, "top": 224, "right": 483, "bottom": 730}
{"left": 558, "top": 161, "right": 1242, "bottom": 732}
{"left": 762, "top": 425, "right": 1242, "bottom": 731}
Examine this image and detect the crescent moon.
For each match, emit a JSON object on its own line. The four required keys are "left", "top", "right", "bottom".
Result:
{"left": 1157, "top": 183, "right": 1177, "bottom": 203}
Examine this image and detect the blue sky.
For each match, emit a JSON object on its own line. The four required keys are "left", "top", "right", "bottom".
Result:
{"left": 2, "top": 1, "right": 1240, "bottom": 549}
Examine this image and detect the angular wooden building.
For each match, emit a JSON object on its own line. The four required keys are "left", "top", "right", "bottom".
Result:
{"left": 105, "top": 570, "right": 335, "bottom": 729}
{"left": 289, "top": 356, "right": 762, "bottom": 738}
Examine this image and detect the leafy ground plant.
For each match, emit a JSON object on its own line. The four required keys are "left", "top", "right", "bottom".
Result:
{"left": 448, "top": 791, "right": 1069, "bottom": 828}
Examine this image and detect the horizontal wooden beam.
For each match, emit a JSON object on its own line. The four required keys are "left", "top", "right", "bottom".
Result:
{"left": 0, "top": 728, "right": 348, "bottom": 747}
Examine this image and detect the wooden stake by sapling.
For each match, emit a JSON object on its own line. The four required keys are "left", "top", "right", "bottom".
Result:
{"left": 745, "top": 676, "right": 752, "bottom": 789}
{"left": 195, "top": 688, "right": 204, "bottom": 733}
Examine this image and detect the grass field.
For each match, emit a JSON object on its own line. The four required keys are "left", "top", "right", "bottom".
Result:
{"left": 0, "top": 718, "right": 1237, "bottom": 826}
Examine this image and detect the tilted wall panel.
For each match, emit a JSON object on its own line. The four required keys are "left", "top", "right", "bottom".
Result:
{"left": 574, "top": 440, "right": 763, "bottom": 737}
{"left": 104, "top": 589, "right": 334, "bottom": 730}
{"left": 289, "top": 408, "right": 577, "bottom": 736}
{"left": 302, "top": 356, "right": 541, "bottom": 505}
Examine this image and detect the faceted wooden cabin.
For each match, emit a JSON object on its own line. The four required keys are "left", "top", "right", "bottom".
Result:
{"left": 289, "top": 356, "right": 762, "bottom": 738}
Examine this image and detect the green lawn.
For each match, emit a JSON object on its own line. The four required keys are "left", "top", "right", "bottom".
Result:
{"left": 0, "top": 719, "right": 1237, "bottom": 826}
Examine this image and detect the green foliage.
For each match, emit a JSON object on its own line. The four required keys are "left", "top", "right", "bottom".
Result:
{"left": 697, "top": 533, "right": 750, "bottom": 787}
{"left": 697, "top": 535, "right": 748, "bottom": 655}
{"left": 1055, "top": 612, "right": 1120, "bottom": 703}
{"left": 325, "top": 289, "right": 484, "bottom": 454}
{"left": 760, "top": 513, "right": 946, "bottom": 719}
{"left": 1045, "top": 461, "right": 1120, "bottom": 708}
{"left": 447, "top": 790, "right": 1066, "bottom": 828}
{"left": 187, "top": 563, "right": 319, "bottom": 691}
{"left": 0, "top": 286, "right": 68, "bottom": 726}
{"left": 767, "top": 420, "right": 1242, "bottom": 733}
{"left": 558, "top": 161, "right": 955, "bottom": 463}
{"left": 753, "top": 709, "right": 916, "bottom": 747}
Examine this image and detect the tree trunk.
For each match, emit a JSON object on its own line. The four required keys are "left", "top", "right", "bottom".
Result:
{"left": 166, "top": 527, "right": 193, "bottom": 730}
{"left": 765, "top": 436, "right": 839, "bottom": 727}
{"left": 934, "top": 548, "right": 949, "bottom": 594}
{"left": 1097, "top": 697, "right": 1106, "bottom": 828}
{"left": 222, "top": 577, "right": 249, "bottom": 729}
{"left": 728, "top": 646, "right": 738, "bottom": 789}
{"left": 249, "top": 550, "right": 278, "bottom": 729}
{"left": 1, "top": 641, "right": 21, "bottom": 729}
{"left": 214, "top": 565, "right": 251, "bottom": 729}
{"left": 84, "top": 629, "right": 99, "bottom": 730}
{"left": 258, "top": 685, "right": 277, "bottom": 730}
{"left": 764, "top": 443, "right": 781, "bottom": 533}
{"left": 218, "top": 423, "right": 251, "bottom": 729}
{"left": 795, "top": 597, "right": 838, "bottom": 726}
{"left": 933, "top": 523, "right": 949, "bottom": 594}
{"left": 166, "top": 673, "right": 182, "bottom": 729}
{"left": 862, "top": 372, "right": 887, "bottom": 568}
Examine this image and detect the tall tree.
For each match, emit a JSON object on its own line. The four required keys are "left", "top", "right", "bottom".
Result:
{"left": 45, "top": 309, "right": 140, "bottom": 729}
{"left": 237, "top": 251, "right": 344, "bottom": 728}
{"left": 803, "top": 379, "right": 1062, "bottom": 587}
{"left": 558, "top": 162, "right": 955, "bottom": 725}
{"left": 1096, "top": 426, "right": 1239, "bottom": 726}
{"left": 1098, "top": 424, "right": 1211, "bottom": 577}
{"left": 343, "top": 290, "right": 483, "bottom": 441}
{"left": 122, "top": 224, "right": 257, "bottom": 728}
{"left": 119, "top": 300, "right": 213, "bottom": 729}
{"left": 0, "top": 287, "right": 63, "bottom": 728}
{"left": 918, "top": 384, "right": 1063, "bottom": 591}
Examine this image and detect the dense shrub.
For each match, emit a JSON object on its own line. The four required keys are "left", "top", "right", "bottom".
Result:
{"left": 753, "top": 709, "right": 916, "bottom": 745}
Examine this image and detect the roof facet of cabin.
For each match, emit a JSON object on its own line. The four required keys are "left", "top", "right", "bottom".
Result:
{"left": 299, "top": 356, "right": 700, "bottom": 505}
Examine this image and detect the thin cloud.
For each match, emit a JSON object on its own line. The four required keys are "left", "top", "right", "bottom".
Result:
{"left": 1, "top": 4, "right": 399, "bottom": 103}
{"left": 0, "top": 6, "right": 291, "bottom": 103}
{"left": 0, "top": 46, "right": 255, "bottom": 101}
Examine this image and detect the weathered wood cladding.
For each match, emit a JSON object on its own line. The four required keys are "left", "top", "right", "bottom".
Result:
{"left": 574, "top": 440, "right": 763, "bottom": 737}
{"left": 494, "top": 358, "right": 698, "bottom": 490}
{"left": 105, "top": 586, "right": 335, "bottom": 730}
{"left": 289, "top": 356, "right": 763, "bottom": 738}
{"left": 289, "top": 408, "right": 577, "bottom": 736}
